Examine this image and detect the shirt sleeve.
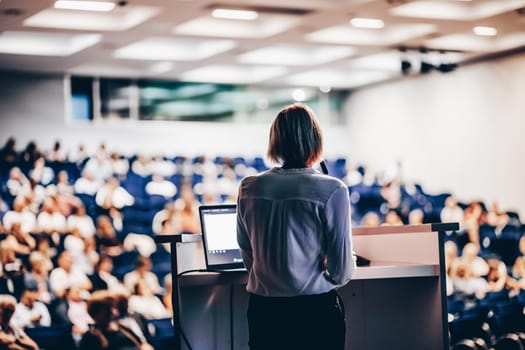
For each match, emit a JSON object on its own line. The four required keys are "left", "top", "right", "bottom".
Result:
{"left": 324, "top": 185, "right": 355, "bottom": 286}
{"left": 236, "top": 187, "right": 253, "bottom": 272}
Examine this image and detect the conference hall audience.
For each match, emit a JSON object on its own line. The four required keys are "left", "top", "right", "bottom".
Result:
{"left": 0, "top": 137, "right": 524, "bottom": 350}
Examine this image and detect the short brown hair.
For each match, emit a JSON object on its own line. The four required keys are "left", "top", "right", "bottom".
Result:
{"left": 267, "top": 103, "right": 323, "bottom": 167}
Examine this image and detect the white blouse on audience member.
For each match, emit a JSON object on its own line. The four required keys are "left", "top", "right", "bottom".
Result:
{"left": 67, "top": 215, "right": 96, "bottom": 238}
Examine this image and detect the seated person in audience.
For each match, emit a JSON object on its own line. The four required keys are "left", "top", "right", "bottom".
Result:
{"left": 5, "top": 223, "right": 35, "bottom": 258}
{"left": 130, "top": 155, "right": 151, "bottom": 177}
{"left": 456, "top": 243, "right": 489, "bottom": 277}
{"left": 149, "top": 155, "right": 175, "bottom": 178}
{"left": 109, "top": 152, "right": 129, "bottom": 180}
{"left": 123, "top": 256, "right": 161, "bottom": 295}
{"left": 114, "top": 292, "right": 153, "bottom": 350}
{"left": 380, "top": 180, "right": 402, "bottom": 210}
{"left": 408, "top": 208, "right": 424, "bottom": 225}
{"left": 486, "top": 258, "right": 513, "bottom": 293}
{"left": 2, "top": 197, "right": 36, "bottom": 235}
{"left": 360, "top": 212, "right": 380, "bottom": 228}
{"left": 440, "top": 196, "right": 464, "bottom": 228}
{"left": 382, "top": 210, "right": 404, "bottom": 226}
{"left": 28, "top": 157, "right": 54, "bottom": 187}
{"left": 0, "top": 138, "right": 18, "bottom": 176}
{"left": 463, "top": 201, "right": 484, "bottom": 247}
{"left": 0, "top": 294, "right": 39, "bottom": 350}
{"left": 18, "top": 141, "right": 41, "bottom": 176}
{"left": 53, "top": 171, "right": 74, "bottom": 196}
{"left": 5, "top": 167, "right": 31, "bottom": 198}
{"left": 95, "top": 216, "right": 122, "bottom": 257}
{"left": 24, "top": 252, "right": 53, "bottom": 305}
{"left": 173, "top": 183, "right": 200, "bottom": 234}
{"left": 452, "top": 260, "right": 488, "bottom": 299}
{"left": 485, "top": 201, "right": 510, "bottom": 235}
{"left": 64, "top": 228, "right": 97, "bottom": 275}
{"left": 25, "top": 183, "right": 45, "bottom": 215}
{"left": 145, "top": 174, "right": 176, "bottom": 199}
{"left": 36, "top": 197, "right": 66, "bottom": 234}
{"left": 74, "top": 170, "right": 102, "bottom": 196}
{"left": 79, "top": 291, "right": 143, "bottom": 350}
{"left": 83, "top": 153, "right": 112, "bottom": 183}
{"left": 67, "top": 204, "right": 96, "bottom": 239}
{"left": 33, "top": 238, "right": 56, "bottom": 270}
{"left": 11, "top": 288, "right": 51, "bottom": 329}
{"left": 128, "top": 281, "right": 170, "bottom": 320}
{"left": 49, "top": 251, "right": 92, "bottom": 299}
{"left": 46, "top": 141, "right": 66, "bottom": 163}
{"left": 53, "top": 286, "right": 93, "bottom": 343}
{"left": 69, "top": 144, "right": 88, "bottom": 166}
{"left": 95, "top": 178, "right": 134, "bottom": 211}
{"left": 0, "top": 242, "right": 26, "bottom": 300}
{"left": 50, "top": 171, "right": 80, "bottom": 216}
{"left": 152, "top": 203, "right": 176, "bottom": 236}
{"left": 217, "top": 167, "right": 239, "bottom": 201}
{"left": 89, "top": 255, "right": 126, "bottom": 293}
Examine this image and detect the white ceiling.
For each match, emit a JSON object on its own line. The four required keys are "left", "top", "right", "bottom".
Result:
{"left": 0, "top": 0, "right": 524, "bottom": 89}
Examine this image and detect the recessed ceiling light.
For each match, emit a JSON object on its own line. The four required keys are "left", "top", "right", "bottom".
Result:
{"left": 212, "top": 8, "right": 258, "bottom": 21}
{"left": 0, "top": 31, "right": 101, "bottom": 56}
{"left": 24, "top": 6, "right": 159, "bottom": 31}
{"left": 54, "top": 0, "right": 115, "bottom": 12}
{"left": 180, "top": 65, "right": 287, "bottom": 84}
{"left": 473, "top": 26, "right": 497, "bottom": 36}
{"left": 148, "top": 62, "right": 175, "bottom": 74}
{"left": 350, "top": 18, "right": 385, "bottom": 29}
{"left": 174, "top": 15, "right": 299, "bottom": 39}
{"left": 114, "top": 38, "right": 236, "bottom": 61}
{"left": 237, "top": 45, "right": 355, "bottom": 66}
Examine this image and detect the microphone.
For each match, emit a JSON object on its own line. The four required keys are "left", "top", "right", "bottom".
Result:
{"left": 320, "top": 160, "right": 329, "bottom": 175}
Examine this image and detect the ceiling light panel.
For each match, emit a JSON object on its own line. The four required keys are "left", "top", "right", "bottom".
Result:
{"left": 174, "top": 14, "right": 301, "bottom": 39}
{"left": 350, "top": 18, "right": 385, "bottom": 29}
{"left": 54, "top": 1, "right": 115, "bottom": 12}
{"left": 237, "top": 44, "right": 355, "bottom": 66}
{"left": 68, "top": 62, "right": 144, "bottom": 77}
{"left": 180, "top": 65, "right": 287, "bottom": 84}
{"left": 307, "top": 23, "right": 436, "bottom": 46}
{"left": 473, "top": 26, "right": 498, "bottom": 36}
{"left": 0, "top": 31, "right": 101, "bottom": 56}
{"left": 285, "top": 69, "right": 396, "bottom": 89}
{"left": 348, "top": 51, "right": 408, "bottom": 72}
{"left": 24, "top": 5, "right": 159, "bottom": 31}
{"left": 425, "top": 31, "right": 525, "bottom": 52}
{"left": 390, "top": 0, "right": 525, "bottom": 20}
{"left": 114, "top": 38, "right": 236, "bottom": 61}
{"left": 211, "top": 8, "right": 258, "bottom": 21}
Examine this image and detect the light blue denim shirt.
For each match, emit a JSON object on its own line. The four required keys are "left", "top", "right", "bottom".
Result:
{"left": 237, "top": 167, "right": 355, "bottom": 297}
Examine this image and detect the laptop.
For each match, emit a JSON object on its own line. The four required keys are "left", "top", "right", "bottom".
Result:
{"left": 199, "top": 204, "right": 246, "bottom": 271}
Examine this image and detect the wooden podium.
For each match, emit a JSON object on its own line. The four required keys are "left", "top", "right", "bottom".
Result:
{"left": 155, "top": 222, "right": 457, "bottom": 350}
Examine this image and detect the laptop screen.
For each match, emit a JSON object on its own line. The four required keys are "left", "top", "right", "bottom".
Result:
{"left": 199, "top": 204, "right": 245, "bottom": 270}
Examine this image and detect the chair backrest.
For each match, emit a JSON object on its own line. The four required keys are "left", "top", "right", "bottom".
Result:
{"left": 25, "top": 325, "right": 76, "bottom": 350}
